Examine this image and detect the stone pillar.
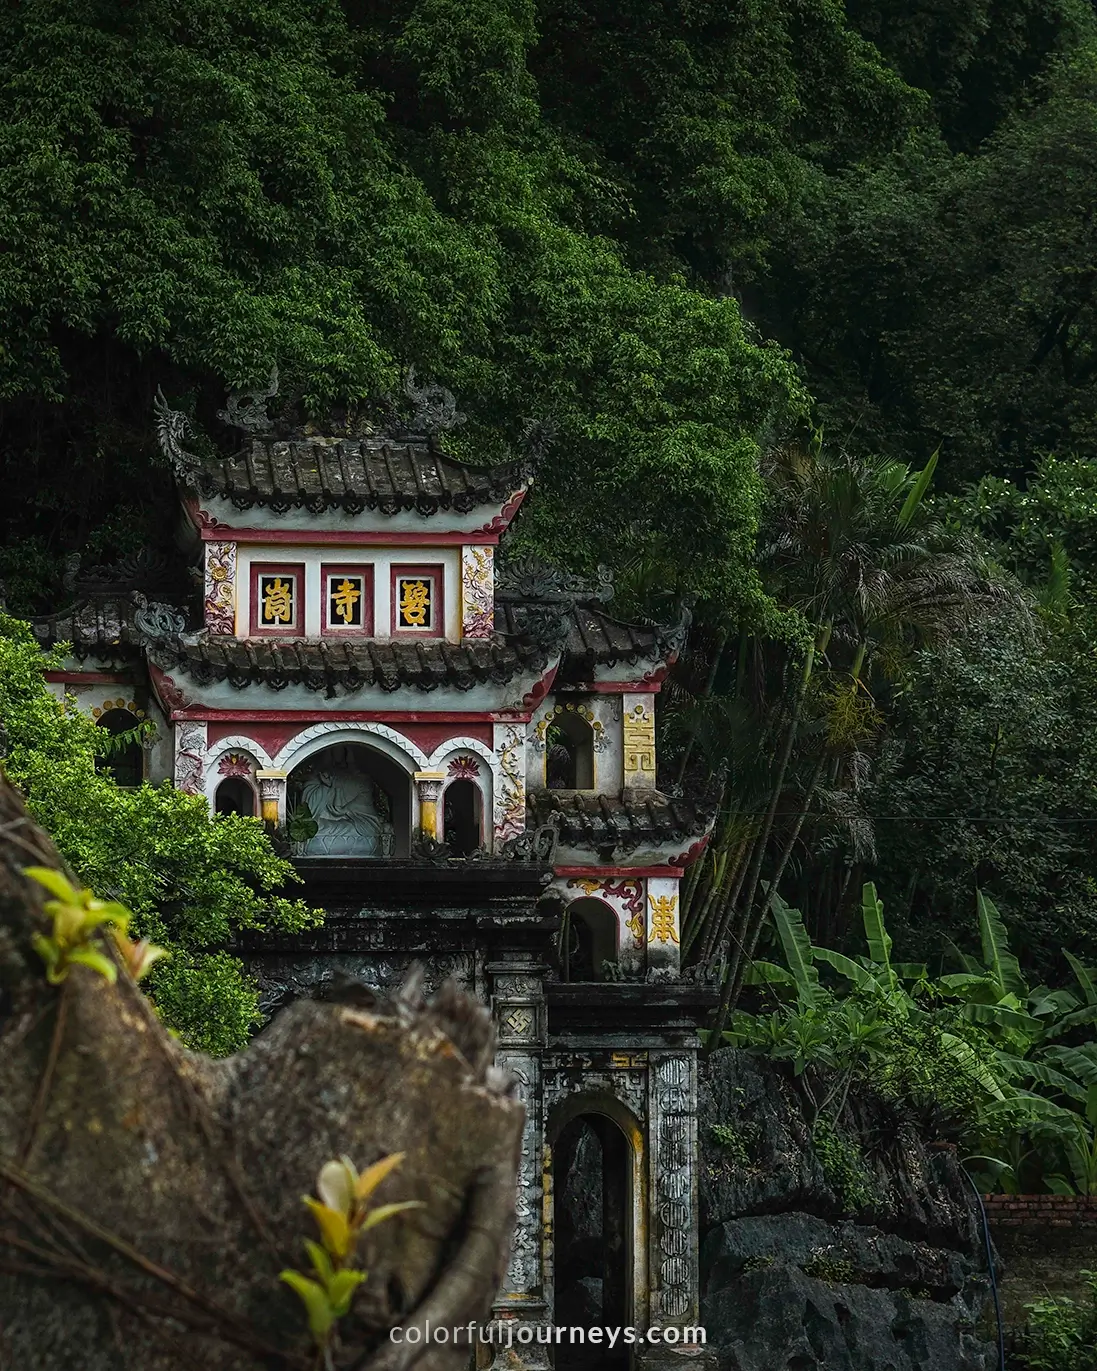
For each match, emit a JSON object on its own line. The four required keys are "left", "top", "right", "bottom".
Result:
{"left": 643, "top": 1050, "right": 708, "bottom": 1368}
{"left": 488, "top": 955, "right": 549, "bottom": 1368}
{"left": 622, "top": 693, "right": 657, "bottom": 790}
{"left": 414, "top": 770, "right": 446, "bottom": 841}
{"left": 646, "top": 875, "right": 681, "bottom": 980}
{"left": 255, "top": 769, "right": 287, "bottom": 826}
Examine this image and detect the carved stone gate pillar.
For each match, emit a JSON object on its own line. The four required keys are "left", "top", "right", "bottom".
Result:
{"left": 644, "top": 1050, "right": 703, "bottom": 1362}
{"left": 487, "top": 954, "right": 549, "bottom": 1368}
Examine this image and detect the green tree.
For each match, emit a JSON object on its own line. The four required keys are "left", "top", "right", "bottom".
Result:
{"left": 0, "top": 612, "right": 314, "bottom": 1054}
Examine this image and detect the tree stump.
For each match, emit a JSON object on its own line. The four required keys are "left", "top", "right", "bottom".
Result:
{"left": 0, "top": 775, "right": 522, "bottom": 1370}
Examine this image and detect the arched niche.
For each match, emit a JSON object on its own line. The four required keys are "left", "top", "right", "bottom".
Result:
{"left": 442, "top": 779, "right": 482, "bottom": 856}
{"left": 94, "top": 707, "right": 143, "bottom": 787}
{"left": 560, "top": 897, "right": 619, "bottom": 982}
{"left": 548, "top": 1094, "right": 646, "bottom": 1355}
{"left": 287, "top": 742, "right": 411, "bottom": 857}
{"left": 547, "top": 710, "right": 595, "bottom": 790}
{"left": 214, "top": 777, "right": 256, "bottom": 817}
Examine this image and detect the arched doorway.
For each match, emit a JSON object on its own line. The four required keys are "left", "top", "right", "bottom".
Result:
{"left": 287, "top": 743, "right": 412, "bottom": 856}
{"left": 560, "top": 898, "right": 618, "bottom": 981}
{"left": 546, "top": 712, "right": 595, "bottom": 789}
{"left": 550, "top": 1099, "right": 644, "bottom": 1368}
{"left": 94, "top": 708, "right": 144, "bottom": 787}
{"left": 214, "top": 777, "right": 255, "bottom": 817}
{"left": 442, "top": 779, "right": 481, "bottom": 856}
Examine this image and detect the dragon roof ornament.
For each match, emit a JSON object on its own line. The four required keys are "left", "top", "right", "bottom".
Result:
{"left": 495, "top": 553, "right": 614, "bottom": 605}
{"left": 403, "top": 366, "right": 465, "bottom": 435}
{"left": 153, "top": 388, "right": 203, "bottom": 489}
{"left": 218, "top": 365, "right": 279, "bottom": 433}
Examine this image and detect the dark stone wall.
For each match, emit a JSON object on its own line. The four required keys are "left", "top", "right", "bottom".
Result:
{"left": 699, "top": 1049, "right": 996, "bottom": 1371}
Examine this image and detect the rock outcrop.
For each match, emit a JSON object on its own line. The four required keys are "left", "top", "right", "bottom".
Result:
{"left": 699, "top": 1049, "right": 996, "bottom": 1371}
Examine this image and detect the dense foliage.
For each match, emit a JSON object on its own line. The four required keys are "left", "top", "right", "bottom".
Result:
{"left": 723, "top": 884, "right": 1097, "bottom": 1200}
{"left": 0, "top": 613, "right": 313, "bottom": 1053}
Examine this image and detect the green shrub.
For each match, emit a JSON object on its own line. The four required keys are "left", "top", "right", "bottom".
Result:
{"left": 1014, "top": 1272, "right": 1097, "bottom": 1371}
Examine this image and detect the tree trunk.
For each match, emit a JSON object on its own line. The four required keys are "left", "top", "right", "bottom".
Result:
{"left": 0, "top": 775, "right": 522, "bottom": 1371}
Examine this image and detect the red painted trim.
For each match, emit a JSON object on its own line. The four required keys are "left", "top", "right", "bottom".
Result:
{"left": 45, "top": 671, "right": 132, "bottom": 685}
{"left": 523, "top": 663, "right": 558, "bottom": 710}
{"left": 250, "top": 562, "right": 305, "bottom": 637}
{"left": 169, "top": 707, "right": 532, "bottom": 723}
{"left": 149, "top": 665, "right": 190, "bottom": 712}
{"left": 553, "top": 865, "right": 683, "bottom": 879}
{"left": 320, "top": 563, "right": 374, "bottom": 636}
{"left": 642, "top": 659, "right": 675, "bottom": 686}
{"left": 564, "top": 681, "right": 663, "bottom": 694}
{"left": 669, "top": 833, "right": 712, "bottom": 868}
{"left": 390, "top": 562, "right": 445, "bottom": 638}
{"left": 470, "top": 487, "right": 527, "bottom": 536}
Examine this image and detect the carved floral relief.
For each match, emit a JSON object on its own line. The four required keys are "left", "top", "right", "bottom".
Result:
{"left": 204, "top": 542, "right": 237, "bottom": 635}
{"left": 460, "top": 544, "right": 494, "bottom": 639}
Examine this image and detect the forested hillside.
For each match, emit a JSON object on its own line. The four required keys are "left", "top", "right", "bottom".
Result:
{"left": 3, "top": 0, "right": 1097, "bottom": 988}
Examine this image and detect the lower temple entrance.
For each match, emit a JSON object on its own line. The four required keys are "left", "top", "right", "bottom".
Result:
{"left": 553, "top": 1114, "right": 631, "bottom": 1368}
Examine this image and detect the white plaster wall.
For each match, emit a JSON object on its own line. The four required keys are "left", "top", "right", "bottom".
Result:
{"left": 552, "top": 838, "right": 693, "bottom": 867}
{"left": 233, "top": 543, "right": 461, "bottom": 640}
{"left": 160, "top": 672, "right": 539, "bottom": 715}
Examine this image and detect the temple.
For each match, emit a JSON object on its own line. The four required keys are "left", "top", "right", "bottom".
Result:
{"left": 32, "top": 374, "right": 718, "bottom": 1369}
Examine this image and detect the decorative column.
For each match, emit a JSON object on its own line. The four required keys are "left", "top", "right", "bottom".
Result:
{"left": 493, "top": 722, "right": 527, "bottom": 845}
{"left": 644, "top": 1051, "right": 703, "bottom": 1363}
{"left": 488, "top": 954, "right": 549, "bottom": 1369}
{"left": 460, "top": 544, "right": 495, "bottom": 638}
{"left": 203, "top": 541, "right": 237, "bottom": 635}
{"left": 622, "top": 693, "right": 657, "bottom": 789}
{"left": 255, "top": 769, "right": 287, "bottom": 826}
{"left": 646, "top": 875, "right": 681, "bottom": 980}
{"left": 413, "top": 770, "right": 446, "bottom": 841}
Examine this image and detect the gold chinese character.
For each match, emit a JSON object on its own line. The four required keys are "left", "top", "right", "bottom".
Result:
{"left": 623, "top": 703, "right": 656, "bottom": 778}
{"left": 649, "top": 894, "right": 679, "bottom": 944}
{"left": 262, "top": 576, "right": 293, "bottom": 624}
{"left": 332, "top": 577, "right": 361, "bottom": 625}
{"left": 400, "top": 578, "right": 431, "bottom": 627}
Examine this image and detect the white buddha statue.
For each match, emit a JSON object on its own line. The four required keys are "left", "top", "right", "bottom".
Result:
{"left": 297, "top": 747, "right": 396, "bottom": 857}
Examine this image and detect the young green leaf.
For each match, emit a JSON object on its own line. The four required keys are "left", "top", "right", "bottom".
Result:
{"left": 279, "top": 1271, "right": 335, "bottom": 1345}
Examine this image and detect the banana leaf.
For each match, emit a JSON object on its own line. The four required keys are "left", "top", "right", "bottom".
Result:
{"left": 860, "top": 881, "right": 894, "bottom": 986}
{"left": 1063, "top": 949, "right": 1097, "bottom": 1007}
{"left": 769, "top": 893, "right": 819, "bottom": 1005}
{"left": 977, "top": 890, "right": 1028, "bottom": 998}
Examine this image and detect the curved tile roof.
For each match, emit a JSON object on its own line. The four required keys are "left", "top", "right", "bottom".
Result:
{"left": 198, "top": 436, "right": 529, "bottom": 515}
{"left": 496, "top": 603, "right": 684, "bottom": 673}
{"left": 527, "top": 787, "right": 715, "bottom": 852}
{"left": 147, "top": 635, "right": 549, "bottom": 694}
